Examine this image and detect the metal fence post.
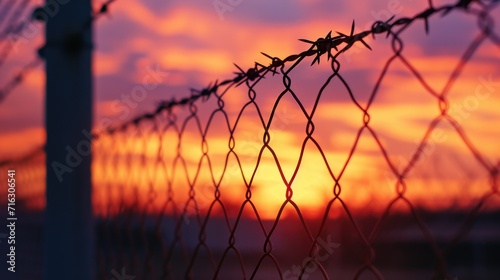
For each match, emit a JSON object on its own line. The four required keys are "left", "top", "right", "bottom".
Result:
{"left": 44, "top": 0, "right": 93, "bottom": 279}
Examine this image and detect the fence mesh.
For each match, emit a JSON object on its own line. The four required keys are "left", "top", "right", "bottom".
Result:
{"left": 1, "top": 0, "right": 500, "bottom": 279}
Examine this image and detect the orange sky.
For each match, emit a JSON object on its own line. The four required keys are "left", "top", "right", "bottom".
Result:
{"left": 1, "top": 0, "right": 499, "bottom": 218}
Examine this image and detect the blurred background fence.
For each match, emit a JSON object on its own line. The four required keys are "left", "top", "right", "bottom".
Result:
{"left": 1, "top": 0, "right": 500, "bottom": 279}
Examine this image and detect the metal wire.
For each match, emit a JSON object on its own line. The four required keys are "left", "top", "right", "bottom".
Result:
{"left": 1, "top": 0, "right": 499, "bottom": 279}
{"left": 0, "top": 0, "right": 36, "bottom": 68}
{"left": 0, "top": 0, "right": 118, "bottom": 105}
{"left": 0, "top": 57, "right": 42, "bottom": 103}
{"left": 93, "top": 1, "right": 500, "bottom": 279}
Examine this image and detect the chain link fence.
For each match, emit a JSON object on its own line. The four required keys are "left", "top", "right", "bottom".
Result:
{"left": 1, "top": 0, "right": 500, "bottom": 279}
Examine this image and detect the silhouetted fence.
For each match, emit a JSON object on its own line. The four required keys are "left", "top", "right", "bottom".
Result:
{"left": 1, "top": 0, "right": 500, "bottom": 279}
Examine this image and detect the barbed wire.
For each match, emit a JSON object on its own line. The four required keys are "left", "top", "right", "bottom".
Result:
{"left": 0, "top": 0, "right": 32, "bottom": 36}
{"left": 0, "top": 0, "right": 17, "bottom": 28}
{"left": 92, "top": 0, "right": 500, "bottom": 279}
{"left": 0, "top": 0, "right": 36, "bottom": 67}
{"left": 98, "top": 0, "right": 500, "bottom": 137}
{"left": 0, "top": 0, "right": 119, "bottom": 105}
{"left": 0, "top": 57, "right": 42, "bottom": 103}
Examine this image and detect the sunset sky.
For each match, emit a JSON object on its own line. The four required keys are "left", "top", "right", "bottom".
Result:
{"left": 1, "top": 0, "right": 499, "bottom": 217}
